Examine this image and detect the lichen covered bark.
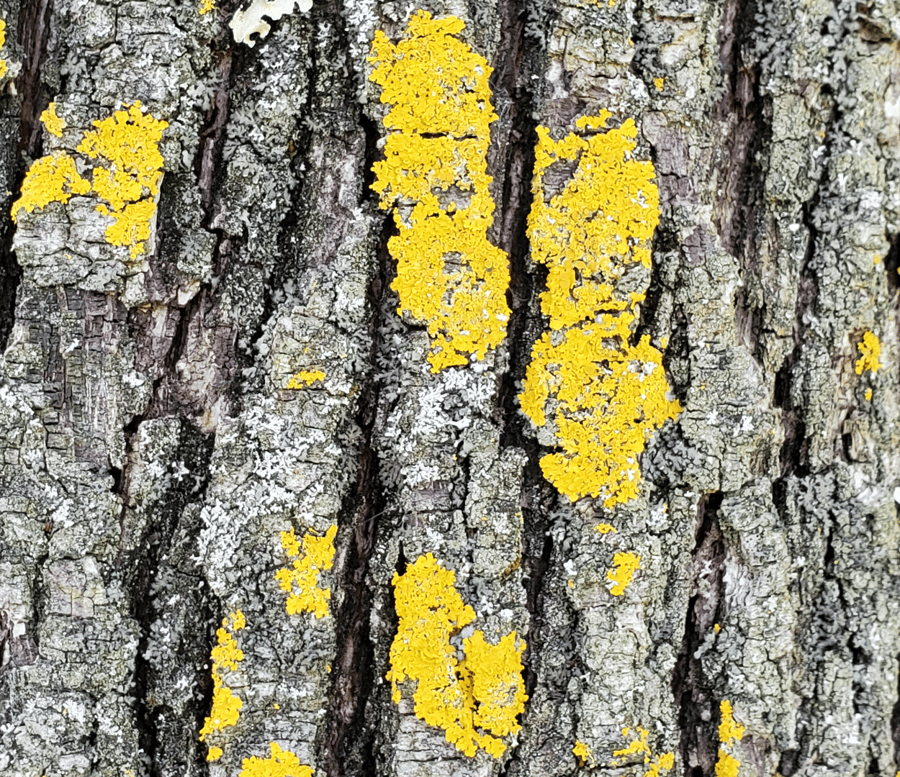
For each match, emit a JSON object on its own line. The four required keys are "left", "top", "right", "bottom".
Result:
{"left": 0, "top": 0, "right": 899, "bottom": 776}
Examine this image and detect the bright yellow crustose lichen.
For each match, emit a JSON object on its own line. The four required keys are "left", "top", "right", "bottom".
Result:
{"left": 286, "top": 370, "right": 325, "bottom": 389}
{"left": 595, "top": 523, "right": 617, "bottom": 534}
{"left": 239, "top": 743, "right": 313, "bottom": 777}
{"left": 388, "top": 553, "right": 527, "bottom": 758}
{"left": 368, "top": 11, "right": 510, "bottom": 372}
{"left": 854, "top": 331, "right": 881, "bottom": 374}
{"left": 199, "top": 0, "right": 216, "bottom": 14}
{"left": 573, "top": 740, "right": 594, "bottom": 767}
{"left": 12, "top": 153, "right": 90, "bottom": 221}
{"left": 519, "top": 113, "right": 680, "bottom": 505}
{"left": 77, "top": 101, "right": 168, "bottom": 259}
{"left": 275, "top": 525, "right": 337, "bottom": 618}
{"left": 715, "top": 700, "right": 744, "bottom": 777}
{"left": 606, "top": 551, "right": 641, "bottom": 596}
{"left": 40, "top": 103, "right": 66, "bottom": 138}
{"left": 0, "top": 19, "right": 7, "bottom": 80}
{"left": 613, "top": 726, "right": 674, "bottom": 777}
{"left": 200, "top": 610, "right": 246, "bottom": 761}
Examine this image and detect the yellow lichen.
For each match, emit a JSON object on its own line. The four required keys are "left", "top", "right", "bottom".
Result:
{"left": 865, "top": 388, "right": 873, "bottom": 401}
{"left": 388, "top": 553, "right": 527, "bottom": 758}
{"left": 368, "top": 11, "right": 510, "bottom": 372}
{"left": 12, "top": 153, "right": 90, "bottom": 221}
{"left": 716, "top": 750, "right": 741, "bottom": 777}
{"left": 286, "top": 370, "right": 326, "bottom": 389}
{"left": 653, "top": 77, "right": 665, "bottom": 92}
{"left": 595, "top": 523, "right": 617, "bottom": 534}
{"left": 199, "top": 0, "right": 216, "bottom": 14}
{"left": 715, "top": 700, "right": 743, "bottom": 777}
{"left": 519, "top": 114, "right": 680, "bottom": 504}
{"left": 573, "top": 740, "right": 594, "bottom": 767}
{"left": 607, "top": 552, "right": 641, "bottom": 596}
{"left": 614, "top": 726, "right": 650, "bottom": 761}
{"left": 76, "top": 101, "right": 168, "bottom": 258}
{"left": 275, "top": 525, "right": 337, "bottom": 618}
{"left": 854, "top": 331, "right": 881, "bottom": 374}
{"left": 239, "top": 743, "right": 313, "bottom": 777}
{"left": 41, "top": 103, "right": 66, "bottom": 137}
{"left": 0, "top": 19, "right": 7, "bottom": 80}
{"left": 647, "top": 752, "right": 676, "bottom": 777}
{"left": 200, "top": 611, "right": 246, "bottom": 760}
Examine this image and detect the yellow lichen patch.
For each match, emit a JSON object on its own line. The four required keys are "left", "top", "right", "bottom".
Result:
{"left": 41, "top": 103, "right": 66, "bottom": 137}
{"left": 854, "top": 331, "right": 881, "bottom": 374}
{"left": 388, "top": 553, "right": 527, "bottom": 758}
{"left": 200, "top": 611, "right": 246, "bottom": 760}
{"left": 718, "top": 700, "right": 744, "bottom": 744}
{"left": 77, "top": 101, "right": 168, "bottom": 258}
{"left": 286, "top": 370, "right": 326, "bottom": 389}
{"left": 607, "top": 552, "right": 641, "bottom": 596}
{"left": 646, "top": 752, "right": 676, "bottom": 777}
{"left": 0, "top": 19, "right": 7, "bottom": 80}
{"left": 716, "top": 750, "right": 740, "bottom": 777}
{"left": 368, "top": 11, "right": 510, "bottom": 372}
{"left": 865, "top": 388, "right": 873, "bottom": 401}
{"left": 653, "top": 77, "right": 665, "bottom": 92}
{"left": 12, "top": 153, "right": 90, "bottom": 221}
{"left": 519, "top": 114, "right": 680, "bottom": 504}
{"left": 595, "top": 523, "right": 617, "bottom": 534}
{"left": 239, "top": 743, "right": 313, "bottom": 777}
{"left": 613, "top": 726, "right": 650, "bottom": 761}
{"left": 573, "top": 740, "right": 594, "bottom": 767}
{"left": 199, "top": 0, "right": 216, "bottom": 13}
{"left": 275, "top": 525, "right": 337, "bottom": 618}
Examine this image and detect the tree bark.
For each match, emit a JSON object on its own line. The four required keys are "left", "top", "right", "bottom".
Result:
{"left": 0, "top": 0, "right": 899, "bottom": 776}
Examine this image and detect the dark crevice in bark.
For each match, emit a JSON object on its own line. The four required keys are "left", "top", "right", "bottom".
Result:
{"left": 891, "top": 651, "right": 900, "bottom": 766}
{"left": 195, "top": 50, "right": 234, "bottom": 224}
{"left": 129, "top": 422, "right": 216, "bottom": 777}
{"left": 320, "top": 175, "right": 389, "bottom": 777}
{"left": 883, "top": 232, "right": 900, "bottom": 293}
{"left": 673, "top": 492, "right": 725, "bottom": 777}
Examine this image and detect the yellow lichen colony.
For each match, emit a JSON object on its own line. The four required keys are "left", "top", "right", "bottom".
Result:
{"left": 286, "top": 370, "right": 326, "bottom": 389}
{"left": 0, "top": 19, "right": 7, "bottom": 80}
{"left": 854, "top": 331, "right": 881, "bottom": 374}
{"left": 613, "top": 725, "right": 674, "bottom": 777}
{"left": 715, "top": 700, "right": 744, "bottom": 777}
{"left": 573, "top": 739, "right": 594, "bottom": 767}
{"left": 239, "top": 743, "right": 313, "bottom": 777}
{"left": 388, "top": 553, "right": 527, "bottom": 758}
{"left": 12, "top": 101, "right": 168, "bottom": 260}
{"left": 607, "top": 551, "right": 641, "bottom": 596}
{"left": 368, "top": 11, "right": 510, "bottom": 372}
{"left": 200, "top": 610, "right": 246, "bottom": 761}
{"left": 519, "top": 112, "right": 681, "bottom": 504}
{"left": 40, "top": 103, "right": 66, "bottom": 137}
{"left": 275, "top": 525, "right": 337, "bottom": 618}
{"left": 199, "top": 0, "right": 216, "bottom": 14}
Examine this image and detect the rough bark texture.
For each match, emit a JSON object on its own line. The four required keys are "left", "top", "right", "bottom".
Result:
{"left": 0, "top": 0, "right": 899, "bottom": 776}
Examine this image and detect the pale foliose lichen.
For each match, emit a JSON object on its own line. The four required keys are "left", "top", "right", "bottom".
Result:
{"left": 239, "top": 742, "right": 313, "bottom": 777}
{"left": 368, "top": 11, "right": 510, "bottom": 372}
{"left": 387, "top": 553, "right": 527, "bottom": 758}
{"left": 854, "top": 330, "right": 881, "bottom": 374}
{"left": 519, "top": 113, "right": 681, "bottom": 504}
{"left": 275, "top": 525, "right": 337, "bottom": 618}
{"left": 230, "top": 0, "right": 313, "bottom": 46}
{"left": 13, "top": 101, "right": 168, "bottom": 260}
{"left": 200, "top": 610, "right": 246, "bottom": 761}
{"left": 715, "top": 700, "right": 745, "bottom": 777}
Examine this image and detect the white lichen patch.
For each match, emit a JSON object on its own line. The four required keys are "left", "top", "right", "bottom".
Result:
{"left": 230, "top": 0, "right": 313, "bottom": 46}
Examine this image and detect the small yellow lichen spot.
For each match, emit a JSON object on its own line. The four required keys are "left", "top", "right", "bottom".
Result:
{"left": 239, "top": 742, "right": 313, "bottom": 777}
{"left": 0, "top": 19, "right": 7, "bottom": 80}
{"left": 713, "top": 623, "right": 721, "bottom": 634}
{"left": 12, "top": 152, "right": 90, "bottom": 222}
{"left": 388, "top": 553, "right": 527, "bottom": 758}
{"left": 573, "top": 740, "right": 594, "bottom": 767}
{"left": 854, "top": 331, "right": 881, "bottom": 374}
{"left": 607, "top": 552, "right": 641, "bottom": 596}
{"left": 41, "top": 103, "right": 66, "bottom": 137}
{"left": 654, "top": 77, "right": 665, "bottom": 92}
{"left": 613, "top": 725, "right": 650, "bottom": 761}
{"left": 719, "top": 700, "right": 744, "bottom": 744}
{"left": 368, "top": 11, "right": 510, "bottom": 372}
{"left": 286, "top": 370, "right": 326, "bottom": 389}
{"left": 647, "top": 753, "right": 676, "bottom": 777}
{"left": 199, "top": 0, "right": 216, "bottom": 14}
{"left": 519, "top": 114, "right": 680, "bottom": 504}
{"left": 595, "top": 523, "right": 617, "bottom": 534}
{"left": 275, "top": 525, "right": 338, "bottom": 618}
{"left": 77, "top": 101, "right": 168, "bottom": 258}
{"left": 865, "top": 388, "right": 873, "bottom": 401}
{"left": 716, "top": 749, "right": 741, "bottom": 777}
{"left": 200, "top": 611, "right": 246, "bottom": 757}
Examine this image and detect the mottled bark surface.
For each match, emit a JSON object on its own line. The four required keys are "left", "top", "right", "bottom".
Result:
{"left": 0, "top": 0, "right": 898, "bottom": 776}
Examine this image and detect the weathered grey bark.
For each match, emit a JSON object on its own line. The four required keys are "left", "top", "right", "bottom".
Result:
{"left": 0, "top": 0, "right": 898, "bottom": 776}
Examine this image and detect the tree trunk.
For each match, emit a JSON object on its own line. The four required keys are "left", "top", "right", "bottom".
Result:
{"left": 1, "top": 0, "right": 899, "bottom": 775}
